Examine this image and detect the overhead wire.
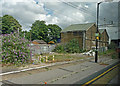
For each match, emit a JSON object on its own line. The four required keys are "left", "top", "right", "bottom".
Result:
{"left": 60, "top": 1, "right": 104, "bottom": 23}
{"left": 32, "top": 1, "right": 85, "bottom": 24}
{"left": 32, "top": 0, "right": 115, "bottom": 26}
{"left": 98, "top": 2, "right": 117, "bottom": 23}
{"left": 68, "top": 2, "right": 96, "bottom": 17}
{"left": 72, "top": 1, "right": 116, "bottom": 24}
{"left": 60, "top": 0, "right": 115, "bottom": 25}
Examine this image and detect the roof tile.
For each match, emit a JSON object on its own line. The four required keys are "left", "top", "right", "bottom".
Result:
{"left": 61, "top": 23, "right": 95, "bottom": 32}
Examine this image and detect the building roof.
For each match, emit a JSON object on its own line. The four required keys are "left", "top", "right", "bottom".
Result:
{"left": 32, "top": 40, "right": 46, "bottom": 44}
{"left": 106, "top": 26, "right": 119, "bottom": 40}
{"left": 61, "top": 23, "right": 95, "bottom": 32}
{"left": 99, "top": 29, "right": 105, "bottom": 34}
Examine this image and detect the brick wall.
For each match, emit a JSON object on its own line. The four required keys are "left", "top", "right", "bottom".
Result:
{"left": 61, "top": 24, "right": 96, "bottom": 50}
{"left": 99, "top": 30, "right": 109, "bottom": 48}
{"left": 61, "top": 31, "right": 83, "bottom": 49}
{"left": 85, "top": 24, "right": 96, "bottom": 50}
{"left": 61, "top": 24, "right": 97, "bottom": 50}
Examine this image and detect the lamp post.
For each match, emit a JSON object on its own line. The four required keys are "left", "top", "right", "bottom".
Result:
{"left": 95, "top": 0, "right": 113, "bottom": 63}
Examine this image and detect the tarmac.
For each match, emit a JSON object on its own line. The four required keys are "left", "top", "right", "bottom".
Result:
{"left": 1, "top": 57, "right": 119, "bottom": 85}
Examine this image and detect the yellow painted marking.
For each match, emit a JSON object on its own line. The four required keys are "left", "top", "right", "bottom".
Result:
{"left": 82, "top": 63, "right": 119, "bottom": 86}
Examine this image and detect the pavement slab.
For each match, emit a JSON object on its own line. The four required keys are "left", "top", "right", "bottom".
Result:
{"left": 2, "top": 58, "right": 120, "bottom": 85}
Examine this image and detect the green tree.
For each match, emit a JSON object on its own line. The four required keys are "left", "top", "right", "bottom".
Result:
{"left": 20, "top": 31, "right": 31, "bottom": 41}
{"left": 48, "top": 24, "right": 62, "bottom": 43}
{"left": 30, "top": 20, "right": 48, "bottom": 42}
{"left": 0, "top": 16, "right": 2, "bottom": 34}
{"left": 30, "top": 20, "right": 62, "bottom": 43}
{"left": 2, "top": 15, "right": 22, "bottom": 34}
{"left": 25, "top": 31, "right": 31, "bottom": 41}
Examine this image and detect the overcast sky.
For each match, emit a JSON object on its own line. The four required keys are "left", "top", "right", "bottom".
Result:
{"left": 0, "top": 0, "right": 119, "bottom": 31}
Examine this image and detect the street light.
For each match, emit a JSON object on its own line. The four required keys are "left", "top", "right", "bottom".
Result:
{"left": 95, "top": 0, "right": 113, "bottom": 63}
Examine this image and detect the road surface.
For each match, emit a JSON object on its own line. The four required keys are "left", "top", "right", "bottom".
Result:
{"left": 1, "top": 57, "right": 120, "bottom": 86}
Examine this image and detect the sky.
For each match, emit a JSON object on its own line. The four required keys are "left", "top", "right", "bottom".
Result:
{"left": 0, "top": 0, "right": 119, "bottom": 31}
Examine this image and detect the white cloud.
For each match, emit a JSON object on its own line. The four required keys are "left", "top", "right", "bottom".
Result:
{"left": 1, "top": 0, "right": 118, "bottom": 31}
{"left": 51, "top": 17, "right": 58, "bottom": 24}
{"left": 84, "top": 5, "right": 89, "bottom": 8}
{"left": 2, "top": 0, "right": 47, "bottom": 31}
{"left": 36, "top": 14, "right": 46, "bottom": 21}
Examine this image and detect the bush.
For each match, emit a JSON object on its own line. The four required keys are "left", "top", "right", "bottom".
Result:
{"left": 108, "top": 42, "right": 117, "bottom": 50}
{"left": 1, "top": 32, "right": 31, "bottom": 65}
{"left": 53, "top": 44, "right": 65, "bottom": 53}
{"left": 53, "top": 39, "right": 82, "bottom": 53}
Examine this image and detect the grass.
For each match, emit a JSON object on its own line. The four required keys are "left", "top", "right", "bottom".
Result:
{"left": 98, "top": 49, "right": 118, "bottom": 59}
{"left": 1, "top": 52, "right": 87, "bottom": 68}
{"left": 33, "top": 53, "right": 85, "bottom": 63}
{"left": 44, "top": 54, "right": 84, "bottom": 62}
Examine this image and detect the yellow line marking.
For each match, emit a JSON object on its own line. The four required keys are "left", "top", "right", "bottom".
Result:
{"left": 82, "top": 63, "right": 120, "bottom": 86}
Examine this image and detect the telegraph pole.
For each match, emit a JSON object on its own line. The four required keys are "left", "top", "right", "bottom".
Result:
{"left": 95, "top": 0, "right": 113, "bottom": 63}
{"left": 95, "top": 2, "right": 102, "bottom": 63}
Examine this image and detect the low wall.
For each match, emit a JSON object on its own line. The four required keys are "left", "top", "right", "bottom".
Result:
{"left": 30, "top": 44, "right": 56, "bottom": 55}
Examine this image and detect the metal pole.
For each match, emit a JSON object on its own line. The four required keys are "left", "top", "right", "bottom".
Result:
{"left": 24, "top": 32, "right": 25, "bottom": 38}
{"left": 95, "top": 2, "right": 101, "bottom": 63}
{"left": 17, "top": 28, "right": 19, "bottom": 38}
{"left": 30, "top": 31, "right": 31, "bottom": 42}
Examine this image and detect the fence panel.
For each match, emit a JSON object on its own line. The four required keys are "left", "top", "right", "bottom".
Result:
{"left": 30, "top": 44, "right": 56, "bottom": 55}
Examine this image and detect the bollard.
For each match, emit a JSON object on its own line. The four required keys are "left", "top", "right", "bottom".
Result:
{"left": 39, "top": 55, "right": 41, "bottom": 63}
{"left": 46, "top": 56, "right": 48, "bottom": 62}
{"left": 39, "top": 55, "right": 42, "bottom": 60}
{"left": 53, "top": 55, "right": 54, "bottom": 61}
{"left": 38, "top": 56, "right": 39, "bottom": 60}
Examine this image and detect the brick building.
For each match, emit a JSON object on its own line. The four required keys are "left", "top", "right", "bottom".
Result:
{"left": 99, "top": 29, "right": 109, "bottom": 48}
{"left": 61, "top": 23, "right": 97, "bottom": 50}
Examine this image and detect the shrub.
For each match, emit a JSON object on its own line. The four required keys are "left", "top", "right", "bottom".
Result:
{"left": 108, "top": 42, "right": 117, "bottom": 50}
{"left": 53, "top": 39, "right": 82, "bottom": 53}
{"left": 1, "top": 32, "right": 31, "bottom": 65}
{"left": 65, "top": 39, "right": 82, "bottom": 53}
{"left": 53, "top": 44, "right": 65, "bottom": 53}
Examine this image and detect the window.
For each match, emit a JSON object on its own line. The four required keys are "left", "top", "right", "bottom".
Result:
{"left": 79, "top": 31, "right": 83, "bottom": 36}
{"left": 73, "top": 31, "right": 77, "bottom": 36}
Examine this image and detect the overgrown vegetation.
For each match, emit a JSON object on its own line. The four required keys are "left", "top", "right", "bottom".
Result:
{"left": 33, "top": 53, "right": 85, "bottom": 63}
{"left": 99, "top": 42, "right": 118, "bottom": 59}
{"left": 0, "top": 14, "right": 62, "bottom": 66}
{"left": 53, "top": 39, "right": 83, "bottom": 53}
{"left": 1, "top": 32, "right": 31, "bottom": 66}
{"left": 108, "top": 42, "right": 118, "bottom": 50}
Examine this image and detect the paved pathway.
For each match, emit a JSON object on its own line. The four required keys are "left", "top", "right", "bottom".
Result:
{"left": 107, "top": 65, "right": 120, "bottom": 85}
{"left": 2, "top": 58, "right": 119, "bottom": 85}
